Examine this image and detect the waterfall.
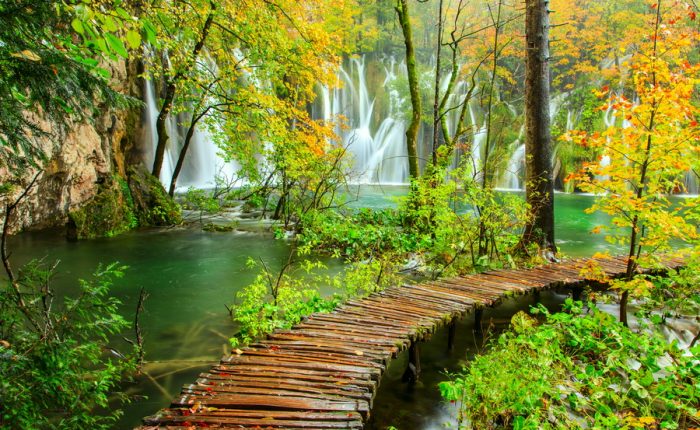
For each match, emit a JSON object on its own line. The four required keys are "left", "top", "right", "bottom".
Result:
{"left": 140, "top": 78, "right": 239, "bottom": 191}
{"left": 498, "top": 142, "right": 525, "bottom": 190}
{"left": 316, "top": 56, "right": 409, "bottom": 184}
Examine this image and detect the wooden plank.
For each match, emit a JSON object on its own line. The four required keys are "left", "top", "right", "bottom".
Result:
{"left": 267, "top": 332, "right": 400, "bottom": 356}
{"left": 253, "top": 340, "right": 388, "bottom": 363}
{"left": 266, "top": 332, "right": 398, "bottom": 356}
{"left": 171, "top": 393, "right": 370, "bottom": 414}
{"left": 240, "top": 345, "right": 386, "bottom": 369}
{"left": 194, "top": 375, "right": 372, "bottom": 400}
{"left": 206, "top": 368, "right": 376, "bottom": 390}
{"left": 144, "top": 409, "right": 364, "bottom": 429}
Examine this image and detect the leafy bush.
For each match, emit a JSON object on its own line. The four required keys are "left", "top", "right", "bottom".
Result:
{"left": 440, "top": 300, "right": 700, "bottom": 429}
{"left": 229, "top": 255, "right": 399, "bottom": 347}
{"left": 298, "top": 164, "right": 529, "bottom": 276}
{"left": 0, "top": 262, "right": 137, "bottom": 429}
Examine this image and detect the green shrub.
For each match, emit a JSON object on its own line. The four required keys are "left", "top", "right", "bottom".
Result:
{"left": 0, "top": 262, "right": 137, "bottom": 428}
{"left": 440, "top": 300, "right": 700, "bottom": 429}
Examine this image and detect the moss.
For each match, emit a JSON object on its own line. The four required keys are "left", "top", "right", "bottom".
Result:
{"left": 69, "top": 175, "right": 139, "bottom": 239}
{"left": 68, "top": 168, "right": 182, "bottom": 239}
{"left": 202, "top": 222, "right": 238, "bottom": 232}
{"left": 127, "top": 167, "right": 182, "bottom": 226}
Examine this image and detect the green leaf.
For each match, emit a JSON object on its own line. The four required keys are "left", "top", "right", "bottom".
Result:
{"left": 115, "top": 7, "right": 131, "bottom": 20}
{"left": 142, "top": 19, "right": 157, "bottom": 45}
{"left": 104, "top": 33, "right": 128, "bottom": 58}
{"left": 125, "top": 30, "right": 141, "bottom": 49}
{"left": 103, "top": 15, "right": 118, "bottom": 32}
{"left": 71, "top": 18, "right": 85, "bottom": 35}
{"left": 95, "top": 37, "right": 108, "bottom": 54}
{"left": 95, "top": 67, "right": 111, "bottom": 79}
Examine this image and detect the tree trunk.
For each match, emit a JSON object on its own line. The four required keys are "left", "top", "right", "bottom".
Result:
{"left": 169, "top": 118, "right": 196, "bottom": 196}
{"left": 619, "top": 2, "right": 662, "bottom": 325}
{"left": 396, "top": 0, "right": 421, "bottom": 179}
{"left": 521, "top": 0, "right": 555, "bottom": 253}
{"left": 431, "top": 0, "right": 444, "bottom": 166}
{"left": 152, "top": 79, "right": 176, "bottom": 179}
{"left": 151, "top": 2, "right": 216, "bottom": 179}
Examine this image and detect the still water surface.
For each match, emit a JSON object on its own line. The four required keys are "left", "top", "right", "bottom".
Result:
{"left": 7, "top": 189, "right": 614, "bottom": 428}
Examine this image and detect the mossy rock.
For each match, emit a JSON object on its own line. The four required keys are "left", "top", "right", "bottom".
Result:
{"left": 127, "top": 167, "right": 182, "bottom": 226}
{"left": 68, "top": 175, "right": 139, "bottom": 239}
{"left": 202, "top": 222, "right": 238, "bottom": 232}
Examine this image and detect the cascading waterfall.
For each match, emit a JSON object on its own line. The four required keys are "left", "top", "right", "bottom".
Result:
{"left": 139, "top": 48, "right": 241, "bottom": 191}
{"left": 141, "top": 78, "right": 240, "bottom": 191}
{"left": 316, "top": 56, "right": 409, "bottom": 184}
{"left": 140, "top": 50, "right": 698, "bottom": 195}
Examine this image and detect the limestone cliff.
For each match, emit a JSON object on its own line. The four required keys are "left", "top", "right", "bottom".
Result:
{"left": 2, "top": 60, "right": 152, "bottom": 234}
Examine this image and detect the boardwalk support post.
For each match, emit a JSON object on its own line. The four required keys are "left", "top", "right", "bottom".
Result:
{"left": 447, "top": 317, "right": 457, "bottom": 351}
{"left": 572, "top": 285, "right": 583, "bottom": 301}
{"left": 402, "top": 342, "right": 421, "bottom": 383}
{"left": 474, "top": 308, "right": 484, "bottom": 335}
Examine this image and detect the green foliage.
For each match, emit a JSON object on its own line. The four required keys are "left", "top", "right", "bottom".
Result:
{"left": 298, "top": 163, "right": 529, "bottom": 278}
{"left": 229, "top": 254, "right": 398, "bottom": 347}
{"left": 229, "top": 258, "right": 341, "bottom": 347}
{"left": 440, "top": 300, "right": 700, "bottom": 429}
{"left": 182, "top": 187, "right": 221, "bottom": 213}
{"left": 638, "top": 251, "right": 700, "bottom": 323}
{"left": 0, "top": 262, "right": 137, "bottom": 428}
{"left": 298, "top": 208, "right": 423, "bottom": 260}
{"left": 127, "top": 168, "right": 182, "bottom": 227}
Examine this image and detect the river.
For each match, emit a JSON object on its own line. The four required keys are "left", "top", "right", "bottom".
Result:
{"left": 7, "top": 189, "right": 618, "bottom": 428}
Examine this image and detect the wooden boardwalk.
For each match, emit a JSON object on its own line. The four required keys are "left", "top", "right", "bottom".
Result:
{"left": 140, "top": 255, "right": 685, "bottom": 429}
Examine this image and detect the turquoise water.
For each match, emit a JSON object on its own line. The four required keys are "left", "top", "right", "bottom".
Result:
{"left": 346, "top": 186, "right": 616, "bottom": 257}
{"left": 5, "top": 189, "right": 614, "bottom": 427}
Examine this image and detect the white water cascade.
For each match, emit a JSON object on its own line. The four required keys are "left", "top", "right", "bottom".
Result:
{"left": 140, "top": 78, "right": 239, "bottom": 191}
{"left": 316, "top": 56, "right": 409, "bottom": 184}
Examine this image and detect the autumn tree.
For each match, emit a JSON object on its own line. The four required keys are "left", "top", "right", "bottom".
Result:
{"left": 566, "top": 0, "right": 700, "bottom": 324}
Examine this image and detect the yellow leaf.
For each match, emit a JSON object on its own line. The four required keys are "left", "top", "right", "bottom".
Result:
{"left": 11, "top": 50, "right": 41, "bottom": 62}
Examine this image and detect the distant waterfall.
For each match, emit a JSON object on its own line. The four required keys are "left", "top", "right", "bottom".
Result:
{"left": 315, "top": 56, "right": 409, "bottom": 184}
{"left": 140, "top": 75, "right": 239, "bottom": 191}
{"left": 498, "top": 142, "right": 525, "bottom": 190}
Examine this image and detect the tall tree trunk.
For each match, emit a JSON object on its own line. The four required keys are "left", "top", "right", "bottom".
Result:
{"left": 521, "top": 0, "right": 555, "bottom": 253}
{"left": 169, "top": 110, "right": 207, "bottom": 196}
{"left": 482, "top": 0, "right": 503, "bottom": 190}
{"left": 396, "top": 0, "right": 421, "bottom": 179}
{"left": 431, "top": 0, "right": 444, "bottom": 167}
{"left": 152, "top": 2, "right": 216, "bottom": 179}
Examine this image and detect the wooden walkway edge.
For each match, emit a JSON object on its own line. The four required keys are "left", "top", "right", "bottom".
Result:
{"left": 139, "top": 255, "right": 686, "bottom": 429}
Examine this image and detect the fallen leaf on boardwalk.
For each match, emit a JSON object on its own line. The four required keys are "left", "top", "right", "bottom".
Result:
{"left": 189, "top": 401, "right": 202, "bottom": 413}
{"left": 234, "top": 348, "right": 243, "bottom": 355}
{"left": 354, "top": 350, "right": 364, "bottom": 356}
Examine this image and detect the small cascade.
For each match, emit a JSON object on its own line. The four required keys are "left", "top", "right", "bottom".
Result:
{"left": 498, "top": 142, "right": 525, "bottom": 190}
{"left": 683, "top": 171, "right": 699, "bottom": 195}
{"left": 466, "top": 101, "right": 489, "bottom": 181}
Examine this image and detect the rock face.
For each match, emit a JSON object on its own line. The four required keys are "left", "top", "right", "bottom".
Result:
{"left": 3, "top": 60, "right": 147, "bottom": 234}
